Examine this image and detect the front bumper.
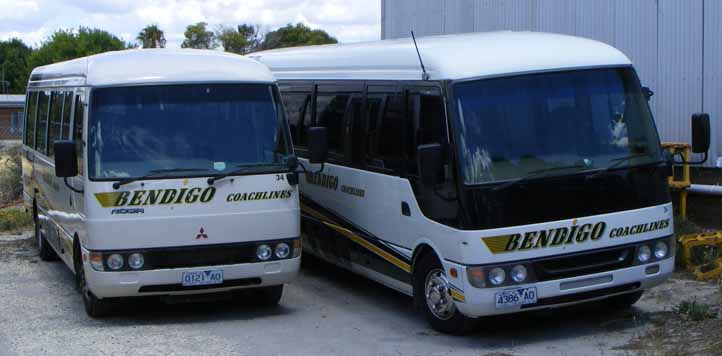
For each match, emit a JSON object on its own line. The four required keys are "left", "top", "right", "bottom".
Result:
{"left": 82, "top": 246, "right": 300, "bottom": 299}
{"left": 452, "top": 257, "right": 673, "bottom": 318}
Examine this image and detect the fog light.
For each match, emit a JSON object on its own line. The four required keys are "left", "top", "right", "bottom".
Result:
{"left": 467, "top": 267, "right": 485, "bottom": 288}
{"left": 257, "top": 244, "right": 272, "bottom": 261}
{"left": 637, "top": 245, "right": 652, "bottom": 263}
{"left": 511, "top": 265, "right": 528, "bottom": 283}
{"left": 489, "top": 267, "right": 506, "bottom": 286}
{"left": 89, "top": 252, "right": 104, "bottom": 271}
{"left": 128, "top": 253, "right": 144, "bottom": 270}
{"left": 107, "top": 254, "right": 124, "bottom": 270}
{"left": 275, "top": 243, "right": 290, "bottom": 259}
{"left": 654, "top": 241, "right": 668, "bottom": 259}
{"left": 292, "top": 239, "right": 302, "bottom": 258}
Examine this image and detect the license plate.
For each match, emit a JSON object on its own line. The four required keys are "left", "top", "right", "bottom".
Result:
{"left": 495, "top": 287, "right": 538, "bottom": 309}
{"left": 181, "top": 269, "right": 223, "bottom": 287}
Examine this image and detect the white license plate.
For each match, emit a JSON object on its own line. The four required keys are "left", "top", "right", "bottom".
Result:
{"left": 495, "top": 287, "right": 538, "bottom": 309}
{"left": 181, "top": 269, "right": 223, "bottom": 287}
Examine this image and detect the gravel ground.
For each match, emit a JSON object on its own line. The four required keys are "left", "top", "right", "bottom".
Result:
{"left": 0, "top": 232, "right": 719, "bottom": 356}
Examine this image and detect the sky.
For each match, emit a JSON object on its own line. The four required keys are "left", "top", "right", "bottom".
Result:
{"left": 0, "top": 0, "right": 381, "bottom": 48}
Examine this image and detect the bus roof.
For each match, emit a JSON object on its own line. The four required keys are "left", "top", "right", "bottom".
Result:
{"left": 29, "top": 49, "right": 275, "bottom": 87}
{"left": 251, "top": 31, "right": 632, "bottom": 81}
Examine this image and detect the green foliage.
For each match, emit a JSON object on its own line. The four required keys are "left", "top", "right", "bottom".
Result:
{"left": 675, "top": 299, "right": 717, "bottom": 321}
{"left": 216, "top": 24, "right": 261, "bottom": 54}
{"left": 137, "top": 24, "right": 166, "bottom": 48}
{"left": 181, "top": 22, "right": 217, "bottom": 49}
{"left": 29, "top": 27, "right": 132, "bottom": 70}
{"left": 0, "top": 38, "right": 32, "bottom": 94}
{"left": 260, "top": 23, "right": 337, "bottom": 50}
{"left": 0, "top": 145, "right": 22, "bottom": 205}
{"left": 0, "top": 207, "right": 31, "bottom": 232}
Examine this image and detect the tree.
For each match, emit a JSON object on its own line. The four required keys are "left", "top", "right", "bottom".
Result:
{"left": 216, "top": 24, "right": 261, "bottom": 54}
{"left": 137, "top": 24, "right": 166, "bottom": 48}
{"left": 29, "top": 27, "right": 132, "bottom": 70}
{"left": 260, "top": 23, "right": 337, "bottom": 50}
{"left": 181, "top": 22, "right": 217, "bottom": 49}
{"left": 0, "top": 38, "right": 32, "bottom": 93}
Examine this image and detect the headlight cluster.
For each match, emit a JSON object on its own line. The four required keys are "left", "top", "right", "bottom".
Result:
{"left": 635, "top": 238, "right": 671, "bottom": 264}
{"left": 88, "top": 251, "right": 145, "bottom": 271}
{"left": 255, "top": 239, "right": 301, "bottom": 262}
{"left": 467, "top": 263, "right": 535, "bottom": 288}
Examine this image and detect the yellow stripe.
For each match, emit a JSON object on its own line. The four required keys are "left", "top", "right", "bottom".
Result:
{"left": 450, "top": 289, "right": 465, "bottom": 302}
{"left": 301, "top": 204, "right": 412, "bottom": 273}
{"left": 481, "top": 234, "right": 514, "bottom": 254}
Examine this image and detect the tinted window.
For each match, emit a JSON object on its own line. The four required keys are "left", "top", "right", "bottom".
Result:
{"left": 371, "top": 93, "right": 406, "bottom": 172}
{"left": 24, "top": 92, "right": 37, "bottom": 147}
{"left": 315, "top": 94, "right": 350, "bottom": 157}
{"left": 283, "top": 93, "right": 310, "bottom": 147}
{"left": 73, "top": 94, "right": 84, "bottom": 175}
{"left": 35, "top": 91, "right": 50, "bottom": 154}
{"left": 407, "top": 89, "right": 447, "bottom": 174}
{"left": 61, "top": 91, "right": 73, "bottom": 139}
{"left": 47, "top": 92, "right": 63, "bottom": 157}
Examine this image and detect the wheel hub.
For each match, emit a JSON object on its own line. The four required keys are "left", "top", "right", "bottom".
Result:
{"left": 425, "top": 268, "right": 456, "bottom": 320}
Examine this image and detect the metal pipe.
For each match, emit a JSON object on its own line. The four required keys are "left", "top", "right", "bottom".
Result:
{"left": 689, "top": 184, "right": 722, "bottom": 196}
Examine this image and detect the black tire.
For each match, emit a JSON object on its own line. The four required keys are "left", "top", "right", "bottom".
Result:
{"left": 414, "top": 253, "right": 476, "bottom": 335}
{"left": 607, "top": 291, "right": 644, "bottom": 309}
{"left": 256, "top": 285, "right": 283, "bottom": 306}
{"left": 75, "top": 251, "right": 111, "bottom": 318}
{"left": 35, "top": 210, "right": 57, "bottom": 261}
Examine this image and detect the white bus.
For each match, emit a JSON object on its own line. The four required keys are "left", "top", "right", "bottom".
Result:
{"left": 22, "top": 49, "right": 305, "bottom": 317}
{"left": 252, "top": 32, "right": 711, "bottom": 333}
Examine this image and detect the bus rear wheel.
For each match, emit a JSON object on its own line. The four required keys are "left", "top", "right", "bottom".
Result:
{"left": 414, "top": 253, "right": 476, "bottom": 335}
{"left": 34, "top": 209, "right": 57, "bottom": 261}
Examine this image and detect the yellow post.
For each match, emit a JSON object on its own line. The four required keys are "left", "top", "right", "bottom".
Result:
{"left": 661, "top": 142, "right": 692, "bottom": 220}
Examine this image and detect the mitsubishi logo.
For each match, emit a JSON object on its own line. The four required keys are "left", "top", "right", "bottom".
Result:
{"left": 196, "top": 228, "right": 208, "bottom": 239}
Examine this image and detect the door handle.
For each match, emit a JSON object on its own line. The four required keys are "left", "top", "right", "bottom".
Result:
{"left": 401, "top": 202, "right": 411, "bottom": 217}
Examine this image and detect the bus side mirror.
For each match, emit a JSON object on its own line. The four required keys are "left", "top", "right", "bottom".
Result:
{"left": 691, "top": 113, "right": 710, "bottom": 154}
{"left": 308, "top": 127, "right": 328, "bottom": 164}
{"left": 418, "top": 143, "right": 444, "bottom": 186}
{"left": 54, "top": 140, "right": 78, "bottom": 178}
{"left": 642, "top": 87, "right": 654, "bottom": 101}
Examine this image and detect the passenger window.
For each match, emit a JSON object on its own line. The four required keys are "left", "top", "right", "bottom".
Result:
{"left": 24, "top": 92, "right": 38, "bottom": 148}
{"left": 73, "top": 95, "right": 84, "bottom": 175}
{"left": 371, "top": 93, "right": 406, "bottom": 172}
{"left": 283, "top": 93, "right": 310, "bottom": 147}
{"left": 61, "top": 91, "right": 73, "bottom": 139}
{"left": 35, "top": 91, "right": 50, "bottom": 154}
{"left": 315, "top": 94, "right": 350, "bottom": 158}
{"left": 47, "top": 92, "right": 64, "bottom": 157}
{"left": 347, "top": 96, "right": 366, "bottom": 166}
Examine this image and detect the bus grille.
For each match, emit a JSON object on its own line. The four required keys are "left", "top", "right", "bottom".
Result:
{"left": 144, "top": 243, "right": 258, "bottom": 270}
{"left": 532, "top": 245, "right": 636, "bottom": 281}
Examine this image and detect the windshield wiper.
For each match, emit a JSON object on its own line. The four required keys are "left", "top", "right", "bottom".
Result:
{"left": 112, "top": 168, "right": 208, "bottom": 189}
{"left": 207, "top": 163, "right": 286, "bottom": 185}
{"left": 491, "top": 164, "right": 587, "bottom": 192}
{"left": 586, "top": 152, "right": 655, "bottom": 180}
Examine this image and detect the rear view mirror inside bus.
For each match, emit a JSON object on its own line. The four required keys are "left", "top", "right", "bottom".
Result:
{"left": 308, "top": 127, "right": 328, "bottom": 164}
{"left": 53, "top": 140, "right": 78, "bottom": 177}
{"left": 417, "top": 143, "right": 444, "bottom": 186}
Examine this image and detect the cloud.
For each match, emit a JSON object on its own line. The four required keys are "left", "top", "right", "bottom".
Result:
{"left": 0, "top": 0, "right": 380, "bottom": 48}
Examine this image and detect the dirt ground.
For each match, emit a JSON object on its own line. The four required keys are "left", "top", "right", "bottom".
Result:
{"left": 0, "top": 229, "right": 720, "bottom": 356}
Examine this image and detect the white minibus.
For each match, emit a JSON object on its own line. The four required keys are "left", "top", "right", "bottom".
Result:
{"left": 252, "top": 32, "right": 711, "bottom": 333}
{"left": 22, "top": 49, "right": 304, "bottom": 317}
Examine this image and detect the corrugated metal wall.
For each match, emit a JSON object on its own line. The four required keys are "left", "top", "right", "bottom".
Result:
{"left": 381, "top": 0, "right": 722, "bottom": 166}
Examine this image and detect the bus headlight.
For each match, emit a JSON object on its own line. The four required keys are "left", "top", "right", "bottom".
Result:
{"left": 107, "top": 254, "right": 124, "bottom": 270}
{"left": 488, "top": 267, "right": 506, "bottom": 286}
{"left": 257, "top": 244, "right": 272, "bottom": 261}
{"left": 654, "top": 241, "right": 668, "bottom": 259}
{"left": 128, "top": 253, "right": 144, "bottom": 270}
{"left": 511, "top": 265, "right": 528, "bottom": 283}
{"left": 467, "top": 267, "right": 485, "bottom": 288}
{"left": 275, "top": 243, "right": 290, "bottom": 259}
{"left": 637, "top": 245, "right": 652, "bottom": 263}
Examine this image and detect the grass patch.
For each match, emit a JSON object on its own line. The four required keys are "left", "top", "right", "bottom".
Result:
{"left": 0, "top": 145, "right": 22, "bottom": 205}
{"left": 674, "top": 299, "right": 718, "bottom": 321}
{"left": 0, "top": 207, "right": 32, "bottom": 233}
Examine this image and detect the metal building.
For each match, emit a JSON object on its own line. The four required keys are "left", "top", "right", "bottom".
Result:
{"left": 381, "top": 0, "right": 722, "bottom": 167}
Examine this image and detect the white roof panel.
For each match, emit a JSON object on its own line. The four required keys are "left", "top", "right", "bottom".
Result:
{"left": 30, "top": 49, "right": 275, "bottom": 86}
{"left": 251, "top": 31, "right": 633, "bottom": 81}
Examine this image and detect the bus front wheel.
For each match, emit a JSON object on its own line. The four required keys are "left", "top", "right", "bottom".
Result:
{"left": 255, "top": 285, "right": 284, "bottom": 306}
{"left": 414, "top": 253, "right": 476, "bottom": 335}
{"left": 75, "top": 250, "right": 110, "bottom": 318}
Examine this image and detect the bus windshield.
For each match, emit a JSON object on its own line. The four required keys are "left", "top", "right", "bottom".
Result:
{"left": 88, "top": 84, "right": 289, "bottom": 180}
{"left": 453, "top": 68, "right": 662, "bottom": 185}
